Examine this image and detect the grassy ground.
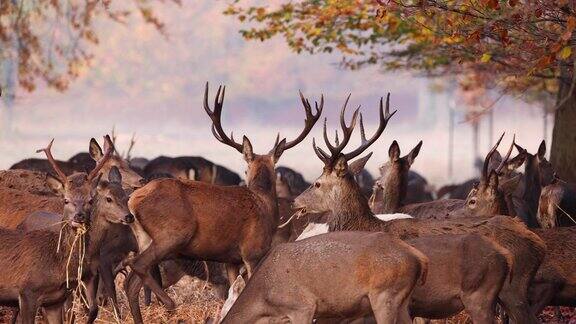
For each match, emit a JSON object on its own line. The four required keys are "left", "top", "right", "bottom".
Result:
{"left": 0, "top": 276, "right": 574, "bottom": 323}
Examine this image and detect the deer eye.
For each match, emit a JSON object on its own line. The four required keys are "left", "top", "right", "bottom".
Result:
{"left": 314, "top": 182, "right": 321, "bottom": 188}
{"left": 106, "top": 197, "right": 113, "bottom": 203}
{"left": 468, "top": 198, "right": 477, "bottom": 206}
{"left": 64, "top": 199, "right": 70, "bottom": 205}
{"left": 87, "top": 198, "right": 94, "bottom": 205}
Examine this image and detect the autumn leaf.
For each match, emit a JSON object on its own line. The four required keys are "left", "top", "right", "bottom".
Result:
{"left": 559, "top": 46, "right": 572, "bottom": 59}
{"left": 480, "top": 53, "right": 492, "bottom": 62}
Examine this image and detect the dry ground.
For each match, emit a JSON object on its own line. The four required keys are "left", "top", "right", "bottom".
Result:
{"left": 0, "top": 275, "right": 574, "bottom": 323}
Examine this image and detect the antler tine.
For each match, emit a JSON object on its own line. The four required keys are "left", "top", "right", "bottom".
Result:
{"left": 312, "top": 138, "right": 330, "bottom": 164}
{"left": 88, "top": 135, "right": 115, "bottom": 181}
{"left": 36, "top": 139, "right": 67, "bottom": 183}
{"left": 203, "top": 82, "right": 244, "bottom": 153}
{"left": 125, "top": 132, "right": 136, "bottom": 161}
{"left": 281, "top": 92, "right": 323, "bottom": 151}
{"left": 322, "top": 103, "right": 360, "bottom": 161}
{"left": 482, "top": 132, "right": 505, "bottom": 181}
{"left": 334, "top": 130, "right": 340, "bottom": 146}
{"left": 344, "top": 93, "right": 397, "bottom": 161}
{"left": 496, "top": 134, "right": 515, "bottom": 174}
{"left": 359, "top": 113, "right": 367, "bottom": 144}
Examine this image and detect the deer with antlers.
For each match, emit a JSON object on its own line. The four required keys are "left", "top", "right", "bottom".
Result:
{"left": 118, "top": 83, "right": 322, "bottom": 323}
{"left": 292, "top": 94, "right": 545, "bottom": 324}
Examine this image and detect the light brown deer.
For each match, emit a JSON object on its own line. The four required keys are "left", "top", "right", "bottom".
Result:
{"left": 371, "top": 133, "right": 520, "bottom": 219}
{"left": 0, "top": 136, "right": 119, "bottom": 324}
{"left": 119, "top": 83, "right": 322, "bottom": 323}
{"left": 221, "top": 231, "right": 428, "bottom": 324}
{"left": 293, "top": 99, "right": 546, "bottom": 324}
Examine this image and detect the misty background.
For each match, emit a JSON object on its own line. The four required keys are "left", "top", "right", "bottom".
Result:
{"left": 0, "top": 1, "right": 550, "bottom": 186}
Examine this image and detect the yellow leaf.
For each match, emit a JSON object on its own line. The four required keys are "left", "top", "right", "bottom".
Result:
{"left": 559, "top": 46, "right": 572, "bottom": 59}
{"left": 480, "top": 53, "right": 492, "bottom": 62}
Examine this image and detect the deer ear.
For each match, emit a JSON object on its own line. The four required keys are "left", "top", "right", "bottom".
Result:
{"left": 46, "top": 173, "right": 64, "bottom": 195}
{"left": 487, "top": 170, "right": 499, "bottom": 190}
{"left": 406, "top": 141, "right": 423, "bottom": 166}
{"left": 108, "top": 166, "right": 122, "bottom": 184}
{"left": 389, "top": 141, "right": 400, "bottom": 161}
{"left": 89, "top": 138, "right": 103, "bottom": 161}
{"left": 499, "top": 174, "right": 521, "bottom": 195}
{"left": 242, "top": 136, "right": 254, "bottom": 162}
{"left": 349, "top": 152, "right": 373, "bottom": 177}
{"left": 537, "top": 140, "right": 546, "bottom": 159}
{"left": 507, "top": 153, "right": 526, "bottom": 171}
{"left": 270, "top": 138, "right": 286, "bottom": 164}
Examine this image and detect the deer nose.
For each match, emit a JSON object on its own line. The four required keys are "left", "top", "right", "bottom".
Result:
{"left": 124, "top": 214, "right": 135, "bottom": 223}
{"left": 73, "top": 213, "right": 87, "bottom": 224}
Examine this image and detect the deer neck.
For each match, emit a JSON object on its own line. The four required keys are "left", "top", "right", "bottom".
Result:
{"left": 328, "top": 180, "right": 385, "bottom": 232}
{"left": 377, "top": 172, "right": 405, "bottom": 213}
{"left": 522, "top": 161, "right": 542, "bottom": 215}
{"left": 54, "top": 222, "right": 91, "bottom": 282}
{"left": 247, "top": 166, "right": 279, "bottom": 224}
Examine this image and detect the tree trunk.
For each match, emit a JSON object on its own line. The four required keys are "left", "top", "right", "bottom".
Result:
{"left": 550, "top": 75, "right": 576, "bottom": 183}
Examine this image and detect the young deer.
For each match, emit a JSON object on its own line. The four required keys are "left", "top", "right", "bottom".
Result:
{"left": 293, "top": 99, "right": 545, "bottom": 324}
{"left": 119, "top": 83, "right": 322, "bottom": 323}
{"left": 221, "top": 231, "right": 428, "bottom": 324}
{"left": 512, "top": 140, "right": 555, "bottom": 227}
{"left": 0, "top": 136, "right": 121, "bottom": 324}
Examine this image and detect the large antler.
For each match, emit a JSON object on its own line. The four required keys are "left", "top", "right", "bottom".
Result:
{"left": 343, "top": 93, "right": 395, "bottom": 161}
{"left": 88, "top": 135, "right": 114, "bottom": 181}
{"left": 36, "top": 139, "right": 67, "bottom": 184}
{"left": 279, "top": 91, "right": 323, "bottom": 151}
{"left": 203, "top": 83, "right": 244, "bottom": 153}
{"left": 313, "top": 93, "right": 396, "bottom": 166}
{"left": 482, "top": 132, "right": 505, "bottom": 181}
{"left": 495, "top": 134, "right": 515, "bottom": 175}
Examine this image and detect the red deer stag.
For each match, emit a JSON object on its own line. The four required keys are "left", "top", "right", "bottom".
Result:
{"left": 120, "top": 83, "right": 322, "bottom": 323}
{"left": 291, "top": 96, "right": 519, "bottom": 323}
{"left": 222, "top": 231, "right": 428, "bottom": 324}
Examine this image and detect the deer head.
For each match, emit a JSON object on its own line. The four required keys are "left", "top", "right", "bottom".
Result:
{"left": 89, "top": 137, "right": 145, "bottom": 191}
{"left": 514, "top": 140, "right": 554, "bottom": 188}
{"left": 293, "top": 94, "right": 396, "bottom": 215}
{"left": 37, "top": 136, "right": 114, "bottom": 228}
{"left": 465, "top": 134, "right": 521, "bottom": 215}
{"left": 371, "top": 139, "right": 423, "bottom": 211}
{"left": 203, "top": 83, "right": 322, "bottom": 193}
{"left": 92, "top": 166, "right": 131, "bottom": 225}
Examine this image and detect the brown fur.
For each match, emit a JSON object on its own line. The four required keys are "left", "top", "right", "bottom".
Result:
{"left": 0, "top": 169, "right": 62, "bottom": 196}
{"left": 223, "top": 231, "right": 428, "bottom": 323}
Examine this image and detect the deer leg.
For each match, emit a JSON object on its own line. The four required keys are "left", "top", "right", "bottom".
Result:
{"left": 86, "top": 273, "right": 100, "bottom": 324}
{"left": 130, "top": 243, "right": 175, "bottom": 310}
{"left": 124, "top": 270, "right": 145, "bottom": 324}
{"left": 100, "top": 259, "right": 121, "bottom": 317}
{"left": 17, "top": 292, "right": 38, "bottom": 324}
{"left": 144, "top": 263, "right": 163, "bottom": 306}
{"left": 225, "top": 263, "right": 240, "bottom": 287}
{"left": 43, "top": 303, "right": 63, "bottom": 324}
{"left": 369, "top": 291, "right": 400, "bottom": 324}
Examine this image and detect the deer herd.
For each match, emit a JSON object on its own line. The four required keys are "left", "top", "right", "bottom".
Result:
{"left": 0, "top": 83, "right": 574, "bottom": 324}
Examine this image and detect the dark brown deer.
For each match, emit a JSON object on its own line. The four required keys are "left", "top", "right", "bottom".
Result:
{"left": 295, "top": 99, "right": 514, "bottom": 323}
{"left": 0, "top": 136, "right": 118, "bottom": 324}
{"left": 119, "top": 83, "right": 322, "bottom": 323}
{"left": 143, "top": 156, "right": 241, "bottom": 185}
{"left": 293, "top": 99, "right": 546, "bottom": 324}
{"left": 222, "top": 231, "right": 428, "bottom": 324}
{"left": 511, "top": 140, "right": 555, "bottom": 227}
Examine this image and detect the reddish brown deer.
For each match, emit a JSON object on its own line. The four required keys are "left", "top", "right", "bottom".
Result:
{"left": 0, "top": 136, "right": 119, "bottom": 324}
{"left": 119, "top": 83, "right": 322, "bottom": 323}
{"left": 293, "top": 100, "right": 545, "bottom": 324}
{"left": 222, "top": 231, "right": 428, "bottom": 324}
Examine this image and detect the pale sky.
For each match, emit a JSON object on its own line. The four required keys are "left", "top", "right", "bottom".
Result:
{"left": 0, "top": 1, "right": 550, "bottom": 186}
